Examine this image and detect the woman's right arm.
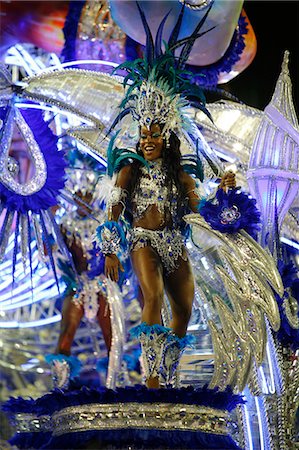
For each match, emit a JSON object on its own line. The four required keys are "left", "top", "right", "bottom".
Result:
{"left": 107, "top": 164, "right": 132, "bottom": 221}
{"left": 102, "top": 165, "right": 132, "bottom": 282}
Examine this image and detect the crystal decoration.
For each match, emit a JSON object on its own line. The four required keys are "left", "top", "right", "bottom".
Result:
{"left": 247, "top": 51, "right": 299, "bottom": 256}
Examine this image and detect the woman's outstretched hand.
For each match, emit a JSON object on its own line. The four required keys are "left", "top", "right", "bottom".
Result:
{"left": 219, "top": 171, "right": 237, "bottom": 191}
{"left": 105, "top": 254, "right": 124, "bottom": 282}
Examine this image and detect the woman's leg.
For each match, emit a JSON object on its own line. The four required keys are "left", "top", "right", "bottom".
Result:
{"left": 159, "top": 255, "right": 194, "bottom": 386}
{"left": 131, "top": 246, "right": 165, "bottom": 388}
{"left": 131, "top": 246, "right": 164, "bottom": 325}
{"left": 164, "top": 255, "right": 195, "bottom": 337}
{"left": 97, "top": 293, "right": 112, "bottom": 353}
{"left": 56, "top": 294, "right": 84, "bottom": 355}
{"left": 46, "top": 294, "right": 84, "bottom": 389}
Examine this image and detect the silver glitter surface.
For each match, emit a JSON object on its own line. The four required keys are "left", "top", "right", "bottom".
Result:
{"left": 14, "top": 413, "right": 51, "bottom": 433}
{"left": 51, "top": 403, "right": 229, "bottom": 436}
{"left": 0, "top": 109, "right": 47, "bottom": 195}
{"left": 184, "top": 213, "right": 283, "bottom": 391}
{"left": 0, "top": 211, "right": 14, "bottom": 263}
{"left": 104, "top": 278, "right": 126, "bottom": 390}
{"left": 32, "top": 213, "right": 46, "bottom": 262}
{"left": 12, "top": 402, "right": 230, "bottom": 438}
{"left": 20, "top": 213, "right": 28, "bottom": 271}
{"left": 23, "top": 69, "right": 120, "bottom": 129}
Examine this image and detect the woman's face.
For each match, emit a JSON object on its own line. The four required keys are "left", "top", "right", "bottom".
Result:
{"left": 139, "top": 123, "right": 163, "bottom": 161}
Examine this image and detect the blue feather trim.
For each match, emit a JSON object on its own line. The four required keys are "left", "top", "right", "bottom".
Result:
{"left": 9, "top": 432, "right": 52, "bottom": 450}
{"left": 123, "top": 348, "right": 142, "bottom": 372}
{"left": 42, "top": 428, "right": 242, "bottom": 450}
{"left": 95, "top": 220, "right": 128, "bottom": 255}
{"left": 44, "top": 354, "right": 82, "bottom": 378}
{"left": 129, "top": 322, "right": 170, "bottom": 338}
{"left": 96, "top": 357, "right": 109, "bottom": 372}
{"left": 275, "top": 260, "right": 299, "bottom": 350}
{"left": 199, "top": 188, "right": 261, "bottom": 239}
{"left": 167, "top": 333, "right": 196, "bottom": 349}
{"left": 4, "top": 386, "right": 245, "bottom": 449}
{"left": 2, "top": 385, "right": 245, "bottom": 416}
{"left": 60, "top": 0, "right": 86, "bottom": 63}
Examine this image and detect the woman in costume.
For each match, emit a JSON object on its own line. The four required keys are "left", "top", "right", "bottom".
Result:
{"left": 95, "top": 3, "right": 238, "bottom": 389}
{"left": 45, "top": 167, "right": 114, "bottom": 390}
{"left": 100, "top": 121, "right": 235, "bottom": 389}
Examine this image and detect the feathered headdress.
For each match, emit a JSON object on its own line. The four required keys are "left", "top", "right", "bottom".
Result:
{"left": 109, "top": 1, "right": 214, "bottom": 142}
{"left": 106, "top": 2, "right": 224, "bottom": 181}
{"left": 65, "top": 149, "right": 105, "bottom": 197}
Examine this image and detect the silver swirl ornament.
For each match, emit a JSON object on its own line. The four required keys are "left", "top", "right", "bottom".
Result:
{"left": 0, "top": 106, "right": 47, "bottom": 195}
{"left": 0, "top": 66, "right": 69, "bottom": 288}
{"left": 184, "top": 213, "right": 282, "bottom": 391}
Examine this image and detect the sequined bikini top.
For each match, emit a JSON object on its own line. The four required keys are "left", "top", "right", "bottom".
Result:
{"left": 60, "top": 211, "right": 98, "bottom": 257}
{"left": 131, "top": 159, "right": 179, "bottom": 222}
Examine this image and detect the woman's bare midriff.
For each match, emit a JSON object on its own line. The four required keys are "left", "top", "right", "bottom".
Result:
{"left": 132, "top": 204, "right": 172, "bottom": 230}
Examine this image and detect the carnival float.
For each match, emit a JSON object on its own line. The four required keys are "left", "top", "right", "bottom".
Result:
{"left": 0, "top": 1, "right": 298, "bottom": 449}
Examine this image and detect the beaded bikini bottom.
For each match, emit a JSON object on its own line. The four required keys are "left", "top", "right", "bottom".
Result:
{"left": 130, "top": 227, "right": 187, "bottom": 274}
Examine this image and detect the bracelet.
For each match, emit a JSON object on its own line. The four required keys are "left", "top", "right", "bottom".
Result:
{"left": 96, "top": 220, "right": 127, "bottom": 256}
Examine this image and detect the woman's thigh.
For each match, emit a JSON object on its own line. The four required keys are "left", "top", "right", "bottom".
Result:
{"left": 61, "top": 294, "right": 84, "bottom": 329}
{"left": 164, "top": 255, "right": 195, "bottom": 316}
{"left": 130, "top": 245, "right": 164, "bottom": 301}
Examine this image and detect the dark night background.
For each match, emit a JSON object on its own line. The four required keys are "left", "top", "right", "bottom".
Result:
{"left": 222, "top": 1, "right": 299, "bottom": 115}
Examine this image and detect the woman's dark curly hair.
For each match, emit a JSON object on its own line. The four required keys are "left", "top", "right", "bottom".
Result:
{"left": 128, "top": 129, "right": 187, "bottom": 221}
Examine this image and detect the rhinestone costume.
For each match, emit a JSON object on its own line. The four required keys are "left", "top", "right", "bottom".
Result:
{"left": 59, "top": 212, "right": 105, "bottom": 320}
{"left": 130, "top": 227, "right": 187, "bottom": 274}
{"left": 60, "top": 210, "right": 97, "bottom": 258}
{"left": 131, "top": 159, "right": 180, "bottom": 223}
{"left": 128, "top": 159, "right": 189, "bottom": 273}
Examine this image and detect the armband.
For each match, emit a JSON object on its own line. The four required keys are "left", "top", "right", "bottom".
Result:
{"left": 96, "top": 220, "right": 128, "bottom": 256}
{"left": 106, "top": 187, "right": 128, "bottom": 218}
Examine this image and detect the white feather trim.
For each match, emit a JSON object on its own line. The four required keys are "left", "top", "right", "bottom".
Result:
{"left": 95, "top": 173, "right": 117, "bottom": 205}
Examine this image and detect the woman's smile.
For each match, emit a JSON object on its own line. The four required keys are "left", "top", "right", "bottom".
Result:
{"left": 140, "top": 123, "right": 163, "bottom": 161}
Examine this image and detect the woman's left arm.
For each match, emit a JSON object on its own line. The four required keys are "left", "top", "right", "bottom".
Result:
{"left": 180, "top": 171, "right": 201, "bottom": 213}
{"left": 181, "top": 170, "right": 237, "bottom": 214}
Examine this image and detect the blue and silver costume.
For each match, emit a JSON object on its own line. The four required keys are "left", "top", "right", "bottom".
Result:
{"left": 107, "top": 159, "right": 191, "bottom": 274}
